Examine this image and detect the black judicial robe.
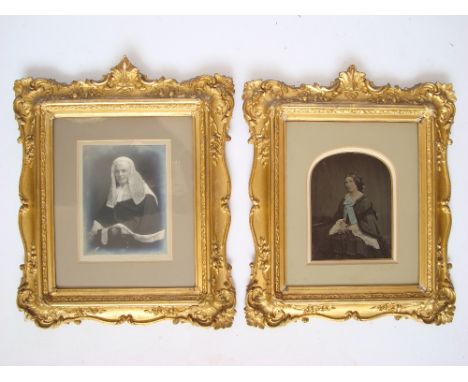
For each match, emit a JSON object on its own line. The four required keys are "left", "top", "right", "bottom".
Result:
{"left": 93, "top": 195, "right": 163, "bottom": 249}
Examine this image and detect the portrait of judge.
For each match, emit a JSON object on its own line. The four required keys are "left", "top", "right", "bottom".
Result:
{"left": 81, "top": 143, "right": 169, "bottom": 258}
{"left": 88, "top": 156, "right": 165, "bottom": 250}
{"left": 310, "top": 152, "right": 392, "bottom": 261}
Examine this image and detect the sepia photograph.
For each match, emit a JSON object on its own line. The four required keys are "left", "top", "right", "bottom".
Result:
{"left": 309, "top": 151, "right": 393, "bottom": 262}
{"left": 78, "top": 140, "right": 172, "bottom": 261}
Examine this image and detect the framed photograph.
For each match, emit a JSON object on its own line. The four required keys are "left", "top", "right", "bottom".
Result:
{"left": 243, "top": 66, "right": 456, "bottom": 327}
{"left": 14, "top": 57, "right": 235, "bottom": 328}
{"left": 77, "top": 140, "right": 173, "bottom": 263}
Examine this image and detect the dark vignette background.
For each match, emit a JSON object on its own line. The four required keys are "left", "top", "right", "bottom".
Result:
{"left": 310, "top": 152, "right": 392, "bottom": 260}
{"left": 82, "top": 144, "right": 167, "bottom": 254}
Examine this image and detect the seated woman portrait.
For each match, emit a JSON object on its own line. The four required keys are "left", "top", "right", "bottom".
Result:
{"left": 88, "top": 156, "right": 165, "bottom": 251}
{"left": 328, "top": 174, "right": 388, "bottom": 259}
{"left": 314, "top": 174, "right": 389, "bottom": 260}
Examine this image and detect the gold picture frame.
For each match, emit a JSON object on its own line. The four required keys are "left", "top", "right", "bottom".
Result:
{"left": 14, "top": 57, "right": 235, "bottom": 328}
{"left": 243, "top": 66, "right": 456, "bottom": 327}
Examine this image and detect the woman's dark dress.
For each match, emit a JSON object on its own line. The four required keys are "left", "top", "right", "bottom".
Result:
{"left": 327, "top": 195, "right": 388, "bottom": 259}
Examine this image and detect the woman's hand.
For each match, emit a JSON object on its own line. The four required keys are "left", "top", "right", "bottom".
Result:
{"left": 336, "top": 219, "right": 348, "bottom": 233}
{"left": 329, "top": 219, "right": 348, "bottom": 235}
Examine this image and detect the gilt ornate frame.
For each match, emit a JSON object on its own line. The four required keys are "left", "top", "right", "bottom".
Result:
{"left": 244, "top": 66, "right": 456, "bottom": 327}
{"left": 14, "top": 57, "right": 235, "bottom": 328}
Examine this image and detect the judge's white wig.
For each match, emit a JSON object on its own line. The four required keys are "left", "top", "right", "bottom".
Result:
{"left": 106, "top": 156, "right": 157, "bottom": 208}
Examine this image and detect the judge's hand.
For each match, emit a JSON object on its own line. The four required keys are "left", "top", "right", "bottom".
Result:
{"left": 89, "top": 220, "right": 102, "bottom": 240}
{"left": 110, "top": 227, "right": 120, "bottom": 236}
{"left": 112, "top": 224, "right": 131, "bottom": 235}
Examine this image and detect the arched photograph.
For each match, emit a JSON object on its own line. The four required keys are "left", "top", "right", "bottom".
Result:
{"left": 78, "top": 140, "right": 171, "bottom": 261}
{"left": 309, "top": 151, "right": 393, "bottom": 262}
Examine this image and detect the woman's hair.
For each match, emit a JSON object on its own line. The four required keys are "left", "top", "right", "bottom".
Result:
{"left": 345, "top": 173, "right": 365, "bottom": 192}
